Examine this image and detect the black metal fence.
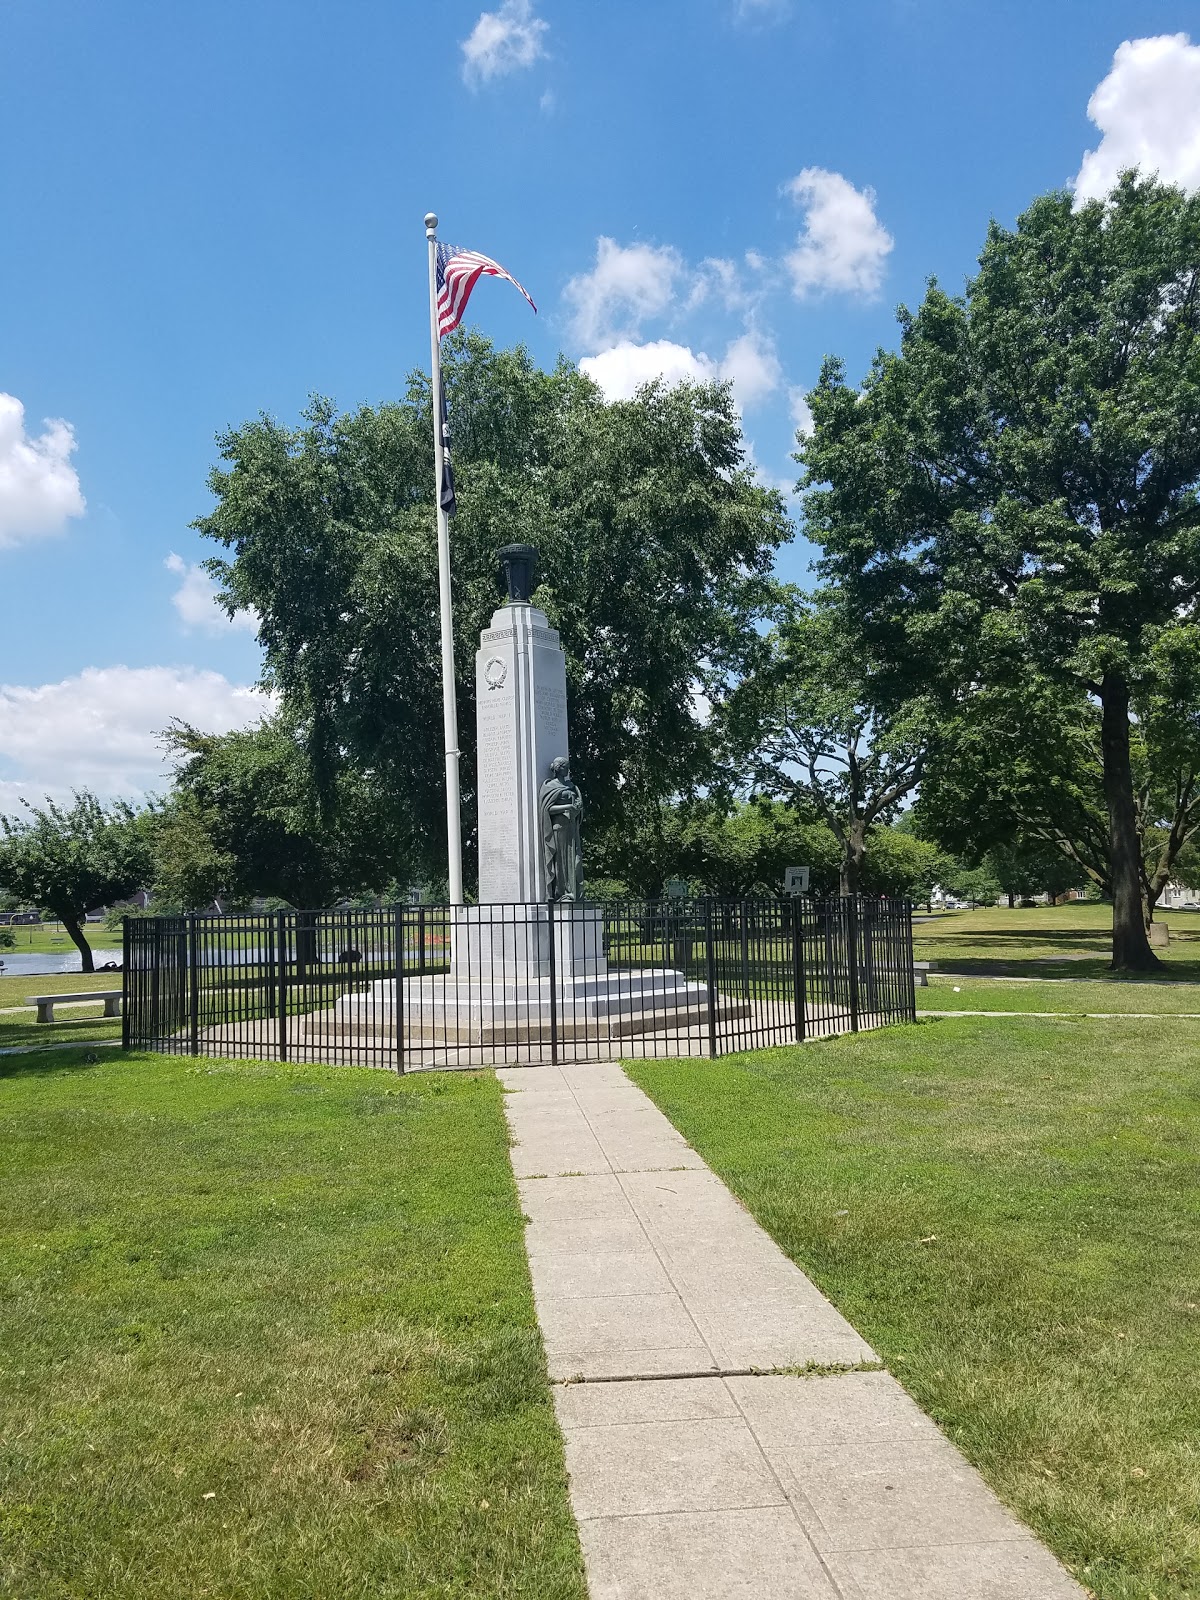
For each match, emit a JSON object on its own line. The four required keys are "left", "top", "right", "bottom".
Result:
{"left": 123, "top": 895, "right": 916, "bottom": 1071}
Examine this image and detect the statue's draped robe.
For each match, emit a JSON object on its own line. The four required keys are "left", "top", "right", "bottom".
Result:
{"left": 539, "top": 775, "right": 583, "bottom": 901}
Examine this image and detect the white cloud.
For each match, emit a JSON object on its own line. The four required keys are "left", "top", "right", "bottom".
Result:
{"left": 0, "top": 666, "right": 272, "bottom": 811}
{"left": 721, "top": 330, "right": 782, "bottom": 409}
{"left": 564, "top": 237, "right": 685, "bottom": 346}
{"left": 581, "top": 330, "right": 781, "bottom": 413}
{"left": 784, "top": 168, "right": 894, "bottom": 297}
{"left": 0, "top": 393, "right": 86, "bottom": 549}
{"left": 580, "top": 340, "right": 716, "bottom": 401}
{"left": 789, "top": 385, "right": 814, "bottom": 437}
{"left": 165, "top": 553, "right": 258, "bottom": 635}
{"left": 461, "top": 0, "right": 548, "bottom": 87}
{"left": 1074, "top": 34, "right": 1200, "bottom": 202}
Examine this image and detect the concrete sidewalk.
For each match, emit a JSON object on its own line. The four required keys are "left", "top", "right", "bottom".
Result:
{"left": 501, "top": 1062, "right": 1085, "bottom": 1600}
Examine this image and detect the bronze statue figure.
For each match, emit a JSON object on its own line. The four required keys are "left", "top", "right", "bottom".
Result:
{"left": 539, "top": 756, "right": 583, "bottom": 902}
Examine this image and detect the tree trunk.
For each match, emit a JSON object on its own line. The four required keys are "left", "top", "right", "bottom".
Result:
{"left": 840, "top": 824, "right": 866, "bottom": 897}
{"left": 1100, "top": 672, "right": 1160, "bottom": 971}
{"left": 1007, "top": 890, "right": 1015, "bottom": 908}
{"left": 61, "top": 911, "right": 95, "bottom": 973}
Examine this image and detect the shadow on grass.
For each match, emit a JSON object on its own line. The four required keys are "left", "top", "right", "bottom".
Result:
{"left": 0, "top": 1045, "right": 112, "bottom": 1080}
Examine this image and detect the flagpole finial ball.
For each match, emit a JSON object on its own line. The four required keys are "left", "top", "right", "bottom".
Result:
{"left": 424, "top": 212, "right": 439, "bottom": 236}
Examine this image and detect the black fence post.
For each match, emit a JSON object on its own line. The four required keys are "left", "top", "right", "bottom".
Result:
{"left": 188, "top": 913, "right": 200, "bottom": 1057}
{"left": 394, "top": 905, "right": 406, "bottom": 1075}
{"left": 740, "top": 902, "right": 751, "bottom": 1000}
{"left": 418, "top": 904, "right": 427, "bottom": 974}
{"left": 547, "top": 897, "right": 559, "bottom": 1066}
{"left": 150, "top": 921, "right": 161, "bottom": 1046}
{"left": 277, "top": 910, "right": 289, "bottom": 1062}
{"left": 266, "top": 912, "right": 277, "bottom": 1021}
{"left": 121, "top": 917, "right": 131, "bottom": 1050}
{"left": 845, "top": 897, "right": 861, "bottom": 1034}
{"left": 792, "top": 899, "right": 807, "bottom": 1045}
{"left": 704, "top": 899, "right": 718, "bottom": 1058}
{"left": 904, "top": 898, "right": 918, "bottom": 1023}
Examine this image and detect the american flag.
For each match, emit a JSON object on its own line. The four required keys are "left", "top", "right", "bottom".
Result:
{"left": 436, "top": 242, "right": 537, "bottom": 338}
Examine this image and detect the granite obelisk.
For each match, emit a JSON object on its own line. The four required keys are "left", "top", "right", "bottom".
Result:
{"left": 475, "top": 544, "right": 570, "bottom": 903}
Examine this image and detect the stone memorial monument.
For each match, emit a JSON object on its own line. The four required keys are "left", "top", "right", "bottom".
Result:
{"left": 337, "top": 544, "right": 715, "bottom": 1051}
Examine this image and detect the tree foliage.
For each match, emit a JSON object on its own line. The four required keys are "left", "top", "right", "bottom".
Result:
{"left": 723, "top": 591, "right": 927, "bottom": 894}
{"left": 801, "top": 174, "right": 1200, "bottom": 968}
{"left": 0, "top": 794, "right": 154, "bottom": 971}
{"left": 158, "top": 717, "right": 401, "bottom": 910}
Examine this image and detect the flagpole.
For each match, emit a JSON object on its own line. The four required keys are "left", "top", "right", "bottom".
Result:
{"left": 425, "top": 211, "right": 464, "bottom": 905}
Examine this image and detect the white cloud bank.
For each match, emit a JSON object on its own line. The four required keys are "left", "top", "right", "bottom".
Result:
{"left": 784, "top": 168, "right": 894, "bottom": 297}
{"left": 567, "top": 238, "right": 782, "bottom": 412}
{"left": 1075, "top": 34, "right": 1200, "bottom": 202}
{"left": 580, "top": 328, "right": 782, "bottom": 411}
{"left": 461, "top": 0, "right": 548, "bottom": 86}
{"left": 165, "top": 553, "right": 258, "bottom": 635}
{"left": 0, "top": 393, "right": 86, "bottom": 549}
{"left": 564, "top": 238, "right": 685, "bottom": 347}
{"left": 0, "top": 666, "right": 271, "bottom": 813}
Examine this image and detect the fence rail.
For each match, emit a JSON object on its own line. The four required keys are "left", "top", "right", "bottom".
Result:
{"left": 124, "top": 896, "right": 916, "bottom": 1070}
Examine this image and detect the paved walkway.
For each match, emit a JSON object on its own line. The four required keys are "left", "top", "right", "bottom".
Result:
{"left": 501, "top": 1061, "right": 1085, "bottom": 1599}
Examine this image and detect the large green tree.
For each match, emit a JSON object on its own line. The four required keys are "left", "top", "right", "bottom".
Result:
{"left": 159, "top": 716, "right": 402, "bottom": 912}
{"left": 916, "top": 674, "right": 1190, "bottom": 918}
{"left": 196, "top": 334, "right": 790, "bottom": 887}
{"left": 0, "top": 794, "right": 154, "bottom": 971}
{"left": 802, "top": 175, "right": 1200, "bottom": 969}
{"left": 723, "top": 592, "right": 928, "bottom": 895}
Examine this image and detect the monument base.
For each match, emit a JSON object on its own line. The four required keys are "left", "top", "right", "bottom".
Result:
{"left": 333, "top": 966, "right": 749, "bottom": 1044}
{"left": 453, "top": 900, "right": 605, "bottom": 980}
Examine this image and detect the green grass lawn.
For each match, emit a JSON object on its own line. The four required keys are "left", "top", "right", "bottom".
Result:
{"left": 629, "top": 1017, "right": 1200, "bottom": 1600}
{"left": 917, "top": 974, "right": 1200, "bottom": 1014}
{"left": 914, "top": 901, "right": 1200, "bottom": 980}
{"left": 0, "top": 974, "right": 129, "bottom": 1051}
{"left": 0, "top": 1048, "right": 585, "bottom": 1600}
{"left": 0, "top": 921, "right": 121, "bottom": 957}
{"left": 0, "top": 1005, "right": 123, "bottom": 1050}
{"left": 0, "top": 971, "right": 126, "bottom": 1010}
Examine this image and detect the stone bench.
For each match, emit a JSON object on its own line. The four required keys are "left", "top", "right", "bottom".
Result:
{"left": 27, "top": 990, "right": 122, "bottom": 1024}
{"left": 913, "top": 960, "right": 938, "bottom": 987}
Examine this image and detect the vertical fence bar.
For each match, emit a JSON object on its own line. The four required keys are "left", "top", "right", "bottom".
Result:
{"left": 704, "top": 899, "right": 718, "bottom": 1058}
{"left": 121, "top": 917, "right": 131, "bottom": 1049}
{"left": 266, "top": 913, "right": 277, "bottom": 1023}
{"left": 394, "top": 904, "right": 406, "bottom": 1074}
{"left": 276, "top": 910, "right": 289, "bottom": 1062}
{"left": 547, "top": 896, "right": 559, "bottom": 1067}
{"left": 792, "top": 898, "right": 807, "bottom": 1044}
{"left": 845, "top": 897, "right": 860, "bottom": 1034}
{"left": 187, "top": 913, "right": 200, "bottom": 1057}
{"left": 150, "top": 921, "right": 161, "bottom": 1046}
{"left": 904, "top": 897, "right": 918, "bottom": 1023}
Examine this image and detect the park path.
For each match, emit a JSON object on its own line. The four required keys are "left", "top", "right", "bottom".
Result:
{"left": 501, "top": 1060, "right": 1085, "bottom": 1600}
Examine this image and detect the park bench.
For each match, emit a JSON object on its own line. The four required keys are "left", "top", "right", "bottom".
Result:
{"left": 913, "top": 960, "right": 937, "bottom": 987}
{"left": 27, "top": 990, "right": 123, "bottom": 1025}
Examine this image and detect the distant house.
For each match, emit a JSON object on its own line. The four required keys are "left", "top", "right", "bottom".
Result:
{"left": 1159, "top": 880, "right": 1200, "bottom": 911}
{"left": 86, "top": 890, "right": 154, "bottom": 922}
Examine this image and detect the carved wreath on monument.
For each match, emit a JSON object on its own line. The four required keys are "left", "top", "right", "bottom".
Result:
{"left": 539, "top": 757, "right": 583, "bottom": 902}
{"left": 484, "top": 657, "right": 507, "bottom": 690}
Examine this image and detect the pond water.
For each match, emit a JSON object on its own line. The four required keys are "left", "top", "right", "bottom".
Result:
{"left": 0, "top": 950, "right": 122, "bottom": 977}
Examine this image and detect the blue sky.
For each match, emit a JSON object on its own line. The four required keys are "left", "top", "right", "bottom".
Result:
{"left": 2, "top": 0, "right": 1199, "bottom": 806}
